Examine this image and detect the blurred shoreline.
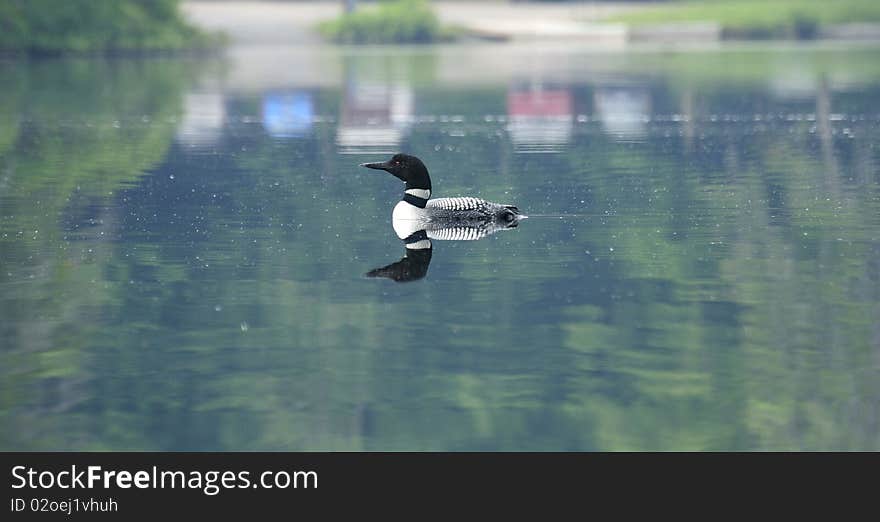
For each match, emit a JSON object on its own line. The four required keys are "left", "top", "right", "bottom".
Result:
{"left": 180, "top": 1, "right": 667, "bottom": 45}
{"left": 181, "top": 0, "right": 880, "bottom": 45}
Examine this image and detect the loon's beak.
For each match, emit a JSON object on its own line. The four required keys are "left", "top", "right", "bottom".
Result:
{"left": 360, "top": 161, "right": 390, "bottom": 171}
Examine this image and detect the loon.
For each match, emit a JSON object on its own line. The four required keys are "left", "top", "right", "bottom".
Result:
{"left": 360, "top": 153, "right": 524, "bottom": 241}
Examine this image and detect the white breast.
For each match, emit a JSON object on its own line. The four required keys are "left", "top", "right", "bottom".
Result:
{"left": 392, "top": 200, "right": 427, "bottom": 239}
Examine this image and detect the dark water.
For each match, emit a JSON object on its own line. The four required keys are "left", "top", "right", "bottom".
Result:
{"left": 1, "top": 43, "right": 879, "bottom": 450}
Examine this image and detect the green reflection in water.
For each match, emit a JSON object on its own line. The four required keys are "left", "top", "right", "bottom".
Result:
{"left": 0, "top": 45, "right": 878, "bottom": 450}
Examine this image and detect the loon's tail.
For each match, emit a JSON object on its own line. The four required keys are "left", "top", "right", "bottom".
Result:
{"left": 502, "top": 205, "right": 527, "bottom": 222}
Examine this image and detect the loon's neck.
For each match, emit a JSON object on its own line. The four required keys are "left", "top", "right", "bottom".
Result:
{"left": 403, "top": 188, "right": 430, "bottom": 208}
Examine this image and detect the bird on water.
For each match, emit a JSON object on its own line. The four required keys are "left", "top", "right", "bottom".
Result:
{"left": 360, "top": 153, "right": 524, "bottom": 242}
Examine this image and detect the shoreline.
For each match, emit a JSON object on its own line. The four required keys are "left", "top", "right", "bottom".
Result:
{"left": 182, "top": 1, "right": 880, "bottom": 46}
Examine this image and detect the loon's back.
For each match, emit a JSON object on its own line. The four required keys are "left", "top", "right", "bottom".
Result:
{"left": 426, "top": 197, "right": 521, "bottom": 223}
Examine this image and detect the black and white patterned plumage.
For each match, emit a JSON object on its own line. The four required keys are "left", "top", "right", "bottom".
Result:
{"left": 426, "top": 197, "right": 521, "bottom": 223}
{"left": 425, "top": 224, "right": 504, "bottom": 241}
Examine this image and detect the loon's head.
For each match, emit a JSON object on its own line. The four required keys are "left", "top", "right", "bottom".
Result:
{"left": 361, "top": 153, "right": 431, "bottom": 192}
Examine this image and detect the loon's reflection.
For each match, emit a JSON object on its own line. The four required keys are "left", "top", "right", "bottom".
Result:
{"left": 366, "top": 230, "right": 433, "bottom": 282}
{"left": 366, "top": 218, "right": 521, "bottom": 283}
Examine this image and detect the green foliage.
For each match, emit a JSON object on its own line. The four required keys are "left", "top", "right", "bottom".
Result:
{"left": 612, "top": 0, "right": 880, "bottom": 39}
{"left": 2, "top": 47, "right": 879, "bottom": 451}
{"left": 319, "top": 0, "right": 456, "bottom": 44}
{"left": 0, "top": 0, "right": 218, "bottom": 54}
{"left": 0, "top": 58, "right": 205, "bottom": 449}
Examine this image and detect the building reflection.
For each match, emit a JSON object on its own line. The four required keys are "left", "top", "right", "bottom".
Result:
{"left": 593, "top": 86, "right": 651, "bottom": 142}
{"left": 337, "top": 65, "right": 413, "bottom": 154}
{"left": 262, "top": 91, "right": 314, "bottom": 138}
{"left": 176, "top": 92, "right": 226, "bottom": 147}
{"left": 506, "top": 81, "right": 573, "bottom": 153}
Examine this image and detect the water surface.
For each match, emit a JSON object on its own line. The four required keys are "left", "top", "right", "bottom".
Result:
{"left": 1, "top": 43, "right": 879, "bottom": 450}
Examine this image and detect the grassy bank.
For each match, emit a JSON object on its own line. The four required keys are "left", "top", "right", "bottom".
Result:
{"left": 612, "top": 0, "right": 880, "bottom": 39}
{"left": 0, "top": 0, "right": 220, "bottom": 55}
{"left": 318, "top": 0, "right": 458, "bottom": 44}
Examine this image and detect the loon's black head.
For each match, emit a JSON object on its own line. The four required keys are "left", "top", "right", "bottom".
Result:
{"left": 360, "top": 153, "right": 431, "bottom": 191}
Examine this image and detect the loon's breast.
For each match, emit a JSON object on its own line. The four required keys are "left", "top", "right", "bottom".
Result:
{"left": 392, "top": 200, "right": 428, "bottom": 239}
{"left": 392, "top": 199, "right": 427, "bottom": 220}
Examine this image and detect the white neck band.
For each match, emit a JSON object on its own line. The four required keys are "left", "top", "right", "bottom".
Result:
{"left": 405, "top": 188, "right": 431, "bottom": 199}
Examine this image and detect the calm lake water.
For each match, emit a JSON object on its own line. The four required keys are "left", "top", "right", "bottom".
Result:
{"left": 1, "top": 43, "right": 879, "bottom": 450}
